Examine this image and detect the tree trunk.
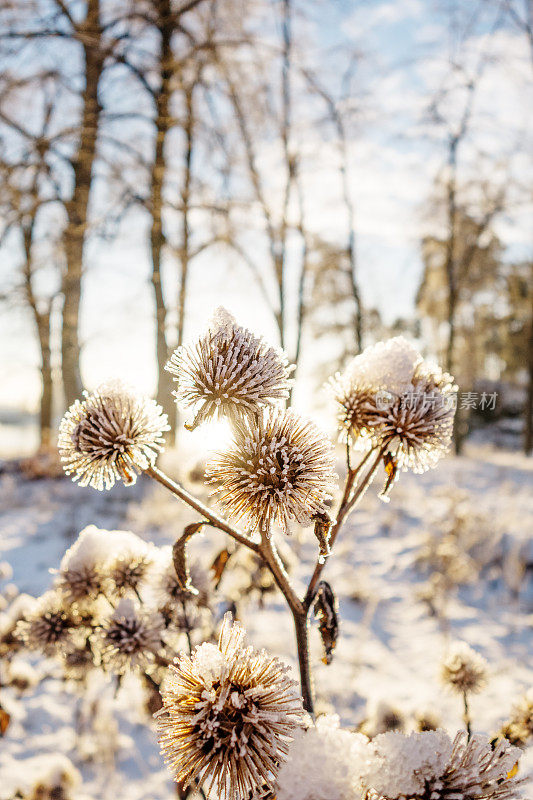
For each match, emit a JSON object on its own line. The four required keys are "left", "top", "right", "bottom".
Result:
{"left": 525, "top": 295, "right": 533, "bottom": 455}
{"left": 176, "top": 83, "right": 195, "bottom": 353}
{"left": 150, "top": 0, "right": 176, "bottom": 430}
{"left": 37, "top": 309, "right": 54, "bottom": 448}
{"left": 61, "top": 0, "right": 104, "bottom": 407}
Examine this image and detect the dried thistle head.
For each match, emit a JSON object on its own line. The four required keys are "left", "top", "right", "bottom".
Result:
{"left": 16, "top": 591, "right": 80, "bottom": 657}
{"left": 441, "top": 642, "right": 488, "bottom": 695}
{"left": 329, "top": 338, "right": 421, "bottom": 448}
{"left": 329, "top": 374, "right": 379, "bottom": 448}
{"left": 99, "top": 598, "right": 164, "bottom": 673}
{"left": 358, "top": 700, "right": 406, "bottom": 739}
{"left": 106, "top": 534, "right": 156, "bottom": 599}
{"left": 360, "top": 731, "right": 523, "bottom": 800}
{"left": 424, "top": 732, "right": 523, "bottom": 800}
{"left": 60, "top": 641, "right": 97, "bottom": 682}
{"left": 166, "top": 307, "right": 293, "bottom": 429}
{"left": 157, "top": 614, "right": 303, "bottom": 799}
{"left": 57, "top": 526, "right": 111, "bottom": 605}
{"left": 373, "top": 364, "right": 456, "bottom": 475}
{"left": 499, "top": 690, "right": 533, "bottom": 747}
{"left": 206, "top": 408, "right": 336, "bottom": 533}
{"left": 59, "top": 382, "right": 168, "bottom": 490}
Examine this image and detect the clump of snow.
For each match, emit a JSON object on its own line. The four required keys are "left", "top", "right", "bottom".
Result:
{"left": 59, "top": 525, "right": 151, "bottom": 574}
{"left": 345, "top": 336, "right": 421, "bottom": 395}
{"left": 275, "top": 714, "right": 369, "bottom": 800}
{"left": 357, "top": 729, "right": 453, "bottom": 798}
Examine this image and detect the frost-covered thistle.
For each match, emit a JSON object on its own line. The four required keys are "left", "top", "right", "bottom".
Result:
{"left": 441, "top": 642, "right": 488, "bottom": 695}
{"left": 57, "top": 526, "right": 111, "bottom": 605}
{"left": 330, "top": 338, "right": 456, "bottom": 474}
{"left": 157, "top": 614, "right": 303, "bottom": 799}
{"left": 107, "top": 534, "right": 156, "bottom": 598}
{"left": 206, "top": 408, "right": 336, "bottom": 532}
{"left": 99, "top": 597, "right": 164, "bottom": 673}
{"left": 360, "top": 730, "right": 523, "bottom": 800}
{"left": 16, "top": 591, "right": 79, "bottom": 656}
{"left": 166, "top": 307, "right": 293, "bottom": 429}
{"left": 329, "top": 338, "right": 420, "bottom": 447}
{"left": 275, "top": 714, "right": 369, "bottom": 800}
{"left": 374, "top": 363, "right": 456, "bottom": 474}
{"left": 500, "top": 690, "right": 533, "bottom": 747}
{"left": 59, "top": 381, "right": 168, "bottom": 490}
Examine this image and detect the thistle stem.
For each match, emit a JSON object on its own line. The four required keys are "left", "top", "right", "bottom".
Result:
{"left": 258, "top": 530, "right": 314, "bottom": 713}
{"left": 146, "top": 465, "right": 260, "bottom": 551}
{"left": 463, "top": 690, "right": 472, "bottom": 740}
{"left": 304, "top": 447, "right": 380, "bottom": 610}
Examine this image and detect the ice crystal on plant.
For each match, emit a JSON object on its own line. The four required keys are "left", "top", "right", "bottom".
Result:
{"left": 59, "top": 381, "right": 168, "bottom": 490}
{"left": 166, "top": 307, "right": 293, "bottom": 429}
{"left": 206, "top": 408, "right": 337, "bottom": 532}
{"left": 275, "top": 714, "right": 369, "bottom": 800}
{"left": 99, "top": 597, "right": 164, "bottom": 673}
{"left": 374, "top": 362, "right": 457, "bottom": 474}
{"left": 156, "top": 614, "right": 303, "bottom": 800}
{"left": 441, "top": 641, "right": 488, "bottom": 695}
{"left": 331, "top": 338, "right": 456, "bottom": 474}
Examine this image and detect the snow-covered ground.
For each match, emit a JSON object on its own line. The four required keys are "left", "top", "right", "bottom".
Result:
{"left": 0, "top": 441, "right": 532, "bottom": 798}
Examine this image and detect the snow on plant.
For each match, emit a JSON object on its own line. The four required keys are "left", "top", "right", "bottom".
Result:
{"left": 40, "top": 311, "right": 528, "bottom": 799}
{"left": 157, "top": 614, "right": 302, "bottom": 799}
{"left": 359, "top": 730, "right": 523, "bottom": 800}
{"left": 14, "top": 525, "right": 215, "bottom": 698}
{"left": 166, "top": 306, "right": 293, "bottom": 429}
{"left": 275, "top": 714, "right": 369, "bottom": 800}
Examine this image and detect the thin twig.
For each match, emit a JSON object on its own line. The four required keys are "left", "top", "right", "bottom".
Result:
{"left": 146, "top": 465, "right": 260, "bottom": 551}
{"left": 304, "top": 447, "right": 377, "bottom": 609}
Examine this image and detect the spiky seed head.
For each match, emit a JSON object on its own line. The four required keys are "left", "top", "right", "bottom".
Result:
{"left": 61, "top": 642, "right": 97, "bottom": 681}
{"left": 15, "top": 591, "right": 79, "bottom": 656}
{"left": 99, "top": 598, "right": 164, "bottom": 673}
{"left": 58, "top": 382, "right": 169, "bottom": 491}
{"left": 360, "top": 731, "right": 523, "bottom": 800}
{"left": 206, "top": 408, "right": 337, "bottom": 532}
{"left": 372, "top": 364, "right": 457, "bottom": 474}
{"left": 157, "top": 614, "right": 303, "bottom": 799}
{"left": 166, "top": 307, "right": 293, "bottom": 429}
{"left": 329, "top": 373, "right": 380, "bottom": 448}
{"left": 500, "top": 690, "right": 533, "bottom": 747}
{"left": 441, "top": 641, "right": 488, "bottom": 695}
{"left": 425, "top": 732, "right": 524, "bottom": 800}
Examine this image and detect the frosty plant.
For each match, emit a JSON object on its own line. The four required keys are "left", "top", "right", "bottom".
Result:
{"left": 51, "top": 307, "right": 527, "bottom": 798}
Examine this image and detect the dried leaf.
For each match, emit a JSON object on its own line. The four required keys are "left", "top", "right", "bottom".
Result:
{"left": 379, "top": 451, "right": 398, "bottom": 503}
{"left": 0, "top": 706, "right": 10, "bottom": 736}
{"left": 312, "top": 510, "right": 334, "bottom": 564}
{"left": 172, "top": 522, "right": 204, "bottom": 595}
{"left": 313, "top": 580, "right": 339, "bottom": 665}
{"left": 211, "top": 548, "right": 232, "bottom": 589}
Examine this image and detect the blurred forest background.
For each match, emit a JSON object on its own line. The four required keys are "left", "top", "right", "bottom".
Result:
{"left": 0, "top": 0, "right": 532, "bottom": 457}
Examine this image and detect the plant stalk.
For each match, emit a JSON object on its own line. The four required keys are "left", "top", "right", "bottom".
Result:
{"left": 146, "top": 465, "right": 259, "bottom": 551}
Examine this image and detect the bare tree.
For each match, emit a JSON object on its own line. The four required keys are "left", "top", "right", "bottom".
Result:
{"left": 0, "top": 79, "right": 62, "bottom": 447}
